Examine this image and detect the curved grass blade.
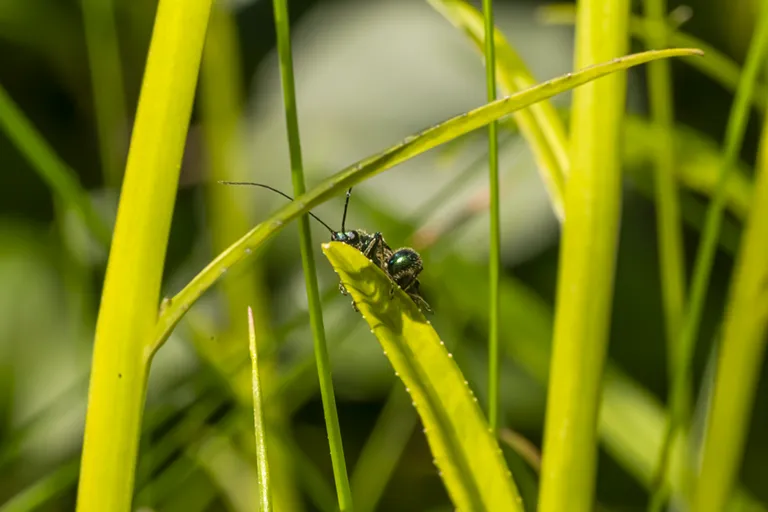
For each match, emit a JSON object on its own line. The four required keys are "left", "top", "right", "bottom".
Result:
{"left": 247, "top": 306, "right": 272, "bottom": 512}
{"left": 429, "top": 0, "right": 569, "bottom": 219}
{"left": 322, "top": 241, "right": 522, "bottom": 511}
{"left": 0, "top": 83, "right": 111, "bottom": 247}
{"left": 539, "top": 4, "right": 768, "bottom": 112}
{"left": 149, "top": 46, "right": 702, "bottom": 355}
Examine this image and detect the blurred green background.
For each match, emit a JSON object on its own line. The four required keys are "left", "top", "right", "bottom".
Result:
{"left": 0, "top": 0, "right": 766, "bottom": 510}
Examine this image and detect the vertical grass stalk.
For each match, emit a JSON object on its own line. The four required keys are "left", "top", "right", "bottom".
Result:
{"left": 643, "top": 0, "right": 687, "bottom": 401}
{"left": 643, "top": 0, "right": 690, "bottom": 506}
{"left": 482, "top": 0, "right": 501, "bottom": 434}
{"left": 692, "top": 107, "right": 768, "bottom": 512}
{"left": 76, "top": 1, "right": 213, "bottom": 510}
{"left": 653, "top": 7, "right": 768, "bottom": 505}
{"left": 538, "top": 0, "right": 629, "bottom": 510}
{"left": 248, "top": 307, "right": 273, "bottom": 512}
{"left": 80, "top": 0, "right": 128, "bottom": 188}
{"left": 271, "top": 0, "right": 352, "bottom": 509}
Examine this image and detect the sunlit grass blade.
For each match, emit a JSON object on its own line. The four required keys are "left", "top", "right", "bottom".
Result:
{"left": 76, "top": 1, "right": 214, "bottom": 510}
{"left": 247, "top": 306, "right": 272, "bottom": 512}
{"left": 0, "top": 83, "right": 111, "bottom": 247}
{"left": 538, "top": 0, "right": 630, "bottom": 511}
{"left": 693, "top": 108, "right": 768, "bottom": 512}
{"left": 539, "top": 4, "right": 768, "bottom": 111}
{"left": 150, "top": 47, "right": 702, "bottom": 355}
{"left": 350, "top": 385, "right": 418, "bottom": 512}
{"left": 481, "top": 0, "right": 502, "bottom": 437}
{"left": 271, "top": 0, "right": 352, "bottom": 509}
{"left": 428, "top": 0, "right": 569, "bottom": 218}
{"left": 653, "top": 7, "right": 768, "bottom": 506}
{"left": 322, "top": 241, "right": 523, "bottom": 511}
{"left": 80, "top": 0, "right": 127, "bottom": 188}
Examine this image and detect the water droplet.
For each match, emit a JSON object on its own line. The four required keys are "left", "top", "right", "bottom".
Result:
{"left": 220, "top": 267, "right": 227, "bottom": 274}
{"left": 244, "top": 247, "right": 252, "bottom": 255}
{"left": 405, "top": 387, "right": 410, "bottom": 393}
{"left": 447, "top": 353, "right": 453, "bottom": 358}
{"left": 394, "top": 372, "right": 399, "bottom": 377}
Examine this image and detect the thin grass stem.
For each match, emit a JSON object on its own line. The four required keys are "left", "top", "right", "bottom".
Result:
{"left": 270, "top": 0, "right": 352, "bottom": 509}
{"left": 482, "top": 0, "right": 501, "bottom": 434}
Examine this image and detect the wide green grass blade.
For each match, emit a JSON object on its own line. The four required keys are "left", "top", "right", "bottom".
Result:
{"left": 429, "top": 0, "right": 568, "bottom": 219}
{"left": 322, "top": 241, "right": 522, "bottom": 512}
{"left": 247, "top": 307, "right": 272, "bottom": 512}
{"left": 76, "top": 1, "right": 213, "bottom": 510}
{"left": 0, "top": 83, "right": 111, "bottom": 247}
{"left": 538, "top": 0, "right": 630, "bottom": 510}
{"left": 150, "top": 47, "right": 701, "bottom": 354}
{"left": 693, "top": 106, "right": 768, "bottom": 512}
{"left": 654, "top": 7, "right": 768, "bottom": 506}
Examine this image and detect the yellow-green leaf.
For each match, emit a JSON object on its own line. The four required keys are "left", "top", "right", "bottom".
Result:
{"left": 322, "top": 241, "right": 522, "bottom": 512}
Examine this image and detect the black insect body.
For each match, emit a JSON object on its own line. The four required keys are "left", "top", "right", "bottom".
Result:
{"left": 220, "top": 181, "right": 432, "bottom": 313}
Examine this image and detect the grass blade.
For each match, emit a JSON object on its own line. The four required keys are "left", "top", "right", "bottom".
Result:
{"left": 428, "top": 0, "right": 569, "bottom": 218}
{"left": 642, "top": 0, "right": 688, "bottom": 430}
{"left": 322, "top": 241, "right": 523, "bottom": 511}
{"left": 653, "top": 7, "right": 768, "bottom": 506}
{"left": 538, "top": 0, "right": 630, "bottom": 511}
{"left": 248, "top": 307, "right": 272, "bottom": 512}
{"left": 271, "top": 0, "right": 352, "bottom": 509}
{"left": 80, "top": 0, "right": 127, "bottom": 188}
{"left": 150, "top": 47, "right": 702, "bottom": 355}
{"left": 481, "top": 0, "right": 502, "bottom": 436}
{"left": 692, "top": 104, "right": 768, "bottom": 512}
{"left": 76, "top": 1, "right": 213, "bottom": 510}
{"left": 350, "top": 385, "right": 418, "bottom": 512}
{"left": 540, "top": 4, "right": 768, "bottom": 112}
{"left": 0, "top": 84, "right": 111, "bottom": 247}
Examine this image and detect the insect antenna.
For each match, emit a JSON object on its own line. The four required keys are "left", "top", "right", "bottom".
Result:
{"left": 219, "top": 180, "right": 336, "bottom": 234}
{"left": 341, "top": 187, "right": 353, "bottom": 233}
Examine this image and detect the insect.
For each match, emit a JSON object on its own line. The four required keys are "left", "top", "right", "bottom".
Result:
{"left": 220, "top": 181, "right": 432, "bottom": 313}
